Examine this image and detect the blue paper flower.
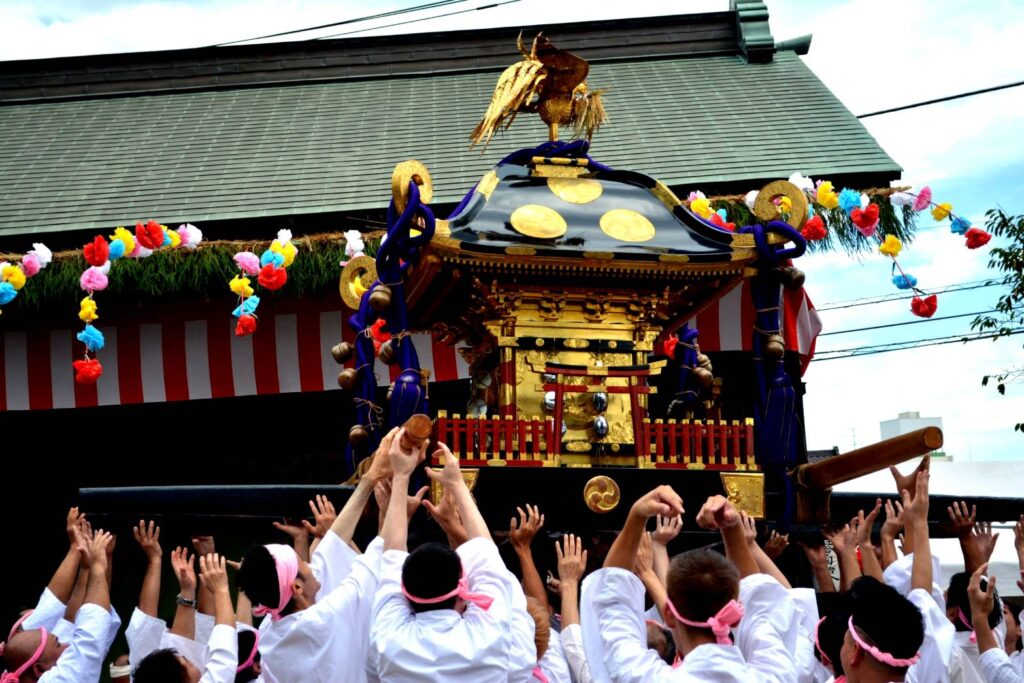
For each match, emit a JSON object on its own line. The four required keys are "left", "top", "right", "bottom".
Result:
{"left": 838, "top": 188, "right": 862, "bottom": 214}
{"left": 108, "top": 239, "right": 126, "bottom": 260}
{"left": 951, "top": 217, "right": 971, "bottom": 235}
{"left": 77, "top": 324, "right": 105, "bottom": 351}
{"left": 716, "top": 208, "right": 728, "bottom": 221}
{"left": 892, "top": 274, "right": 918, "bottom": 290}
{"left": 0, "top": 282, "right": 17, "bottom": 305}
{"left": 260, "top": 251, "right": 285, "bottom": 268}
{"left": 232, "top": 295, "right": 261, "bottom": 317}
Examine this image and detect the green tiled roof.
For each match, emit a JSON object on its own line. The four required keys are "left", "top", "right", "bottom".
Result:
{"left": 0, "top": 51, "right": 899, "bottom": 236}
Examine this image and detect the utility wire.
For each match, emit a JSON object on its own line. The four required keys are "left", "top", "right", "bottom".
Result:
{"left": 319, "top": 0, "right": 521, "bottom": 39}
{"left": 857, "top": 79, "right": 1024, "bottom": 118}
{"left": 216, "top": 0, "right": 473, "bottom": 46}
{"left": 819, "top": 309, "right": 1000, "bottom": 336}
{"left": 817, "top": 279, "right": 1002, "bottom": 311}
{"left": 813, "top": 329, "right": 1024, "bottom": 361}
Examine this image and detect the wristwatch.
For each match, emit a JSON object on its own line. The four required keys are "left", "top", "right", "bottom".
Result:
{"left": 176, "top": 594, "right": 197, "bottom": 608}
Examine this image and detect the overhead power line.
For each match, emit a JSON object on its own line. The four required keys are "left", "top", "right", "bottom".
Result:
{"left": 812, "top": 329, "right": 1024, "bottom": 362}
{"left": 857, "top": 79, "right": 1024, "bottom": 118}
{"left": 816, "top": 279, "right": 1002, "bottom": 311}
{"left": 819, "top": 309, "right": 1000, "bottom": 336}
{"left": 318, "top": 0, "right": 521, "bottom": 39}
{"left": 216, "top": 0, "right": 473, "bottom": 46}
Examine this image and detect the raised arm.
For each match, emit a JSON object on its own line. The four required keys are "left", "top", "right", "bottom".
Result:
{"left": 742, "top": 513, "right": 791, "bottom": 589}
{"left": 889, "top": 456, "right": 928, "bottom": 555}
{"left": 82, "top": 530, "right": 114, "bottom": 611}
{"left": 47, "top": 507, "right": 86, "bottom": 605}
{"left": 556, "top": 534, "right": 587, "bottom": 627}
{"left": 192, "top": 536, "right": 217, "bottom": 618}
{"left": 902, "top": 469, "right": 932, "bottom": 592}
{"left": 303, "top": 495, "right": 337, "bottom": 555}
{"left": 605, "top": 486, "right": 684, "bottom": 570}
{"left": 133, "top": 520, "right": 163, "bottom": 617}
{"left": 168, "top": 547, "right": 197, "bottom": 640}
{"left": 854, "top": 499, "right": 884, "bottom": 582}
{"left": 947, "top": 500, "right": 984, "bottom": 573}
{"left": 423, "top": 487, "right": 469, "bottom": 548}
{"left": 199, "top": 554, "right": 234, "bottom": 627}
{"left": 800, "top": 542, "right": 836, "bottom": 592}
{"left": 824, "top": 523, "right": 860, "bottom": 591}
{"left": 332, "top": 427, "right": 400, "bottom": 542}
{"left": 650, "top": 515, "right": 682, "bottom": 588}
{"left": 880, "top": 498, "right": 904, "bottom": 570}
{"left": 634, "top": 531, "right": 669, "bottom": 621}
{"left": 382, "top": 427, "right": 426, "bottom": 551}
{"left": 427, "top": 442, "right": 490, "bottom": 540}
{"left": 510, "top": 504, "right": 549, "bottom": 610}
{"left": 968, "top": 563, "right": 1001, "bottom": 653}
{"left": 696, "top": 495, "right": 756, "bottom": 577}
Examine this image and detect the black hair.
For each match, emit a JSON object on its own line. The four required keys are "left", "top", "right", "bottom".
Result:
{"left": 402, "top": 542, "right": 461, "bottom": 613}
{"left": 666, "top": 548, "right": 739, "bottom": 623}
{"left": 947, "top": 571, "right": 1002, "bottom": 631}
{"left": 1006, "top": 602, "right": 1023, "bottom": 652}
{"left": 133, "top": 649, "right": 188, "bottom": 683}
{"left": 816, "top": 609, "right": 849, "bottom": 676}
{"left": 237, "top": 545, "right": 294, "bottom": 616}
{"left": 235, "top": 630, "right": 261, "bottom": 683}
{"left": 847, "top": 576, "right": 925, "bottom": 674}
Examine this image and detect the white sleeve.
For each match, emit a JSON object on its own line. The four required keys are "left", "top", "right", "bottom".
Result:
{"left": 981, "top": 649, "right": 1024, "bottom": 683}
{"left": 788, "top": 588, "right": 822, "bottom": 683}
{"left": 369, "top": 547, "right": 412, "bottom": 671}
{"left": 160, "top": 631, "right": 208, "bottom": 668}
{"left": 310, "top": 530, "right": 358, "bottom": 598}
{"left": 579, "top": 572, "right": 615, "bottom": 683}
{"left": 905, "top": 588, "right": 955, "bottom": 683}
{"left": 37, "top": 603, "right": 111, "bottom": 683}
{"left": 560, "top": 623, "right": 595, "bottom": 683}
{"left": 735, "top": 573, "right": 799, "bottom": 683}
{"left": 195, "top": 610, "right": 215, "bottom": 647}
{"left": 199, "top": 624, "right": 239, "bottom": 683}
{"left": 126, "top": 607, "right": 168, "bottom": 667}
{"left": 883, "top": 553, "right": 945, "bottom": 608}
{"left": 540, "top": 627, "right": 573, "bottom": 683}
{"left": 22, "top": 588, "right": 67, "bottom": 632}
{"left": 590, "top": 568, "right": 672, "bottom": 683}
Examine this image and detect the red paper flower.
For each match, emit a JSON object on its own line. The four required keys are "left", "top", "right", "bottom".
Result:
{"left": 964, "top": 227, "right": 992, "bottom": 249}
{"left": 370, "top": 318, "right": 391, "bottom": 355}
{"left": 851, "top": 204, "right": 880, "bottom": 232}
{"left": 235, "top": 314, "right": 257, "bottom": 336}
{"left": 72, "top": 357, "right": 103, "bottom": 384}
{"left": 910, "top": 294, "right": 938, "bottom": 319}
{"left": 83, "top": 235, "right": 109, "bottom": 267}
{"left": 258, "top": 264, "right": 287, "bottom": 291}
{"left": 135, "top": 220, "right": 165, "bottom": 250}
{"left": 708, "top": 212, "right": 735, "bottom": 232}
{"left": 662, "top": 335, "right": 679, "bottom": 358}
{"left": 801, "top": 215, "right": 826, "bottom": 241}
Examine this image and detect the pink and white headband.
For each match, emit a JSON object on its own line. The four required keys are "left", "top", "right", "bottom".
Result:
{"left": 401, "top": 575, "right": 494, "bottom": 611}
{"left": 250, "top": 544, "right": 299, "bottom": 622}
{"left": 847, "top": 616, "right": 921, "bottom": 668}
{"left": 237, "top": 630, "right": 260, "bottom": 673}
{"left": 664, "top": 598, "right": 744, "bottom": 645}
{"left": 0, "top": 626, "right": 48, "bottom": 683}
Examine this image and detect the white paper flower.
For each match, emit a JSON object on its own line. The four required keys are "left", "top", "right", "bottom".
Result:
{"left": 277, "top": 229, "right": 293, "bottom": 244}
{"left": 98, "top": 260, "right": 111, "bottom": 275}
{"left": 788, "top": 172, "right": 815, "bottom": 193}
{"left": 744, "top": 190, "right": 759, "bottom": 210}
{"left": 30, "top": 243, "right": 53, "bottom": 267}
{"left": 890, "top": 191, "right": 914, "bottom": 207}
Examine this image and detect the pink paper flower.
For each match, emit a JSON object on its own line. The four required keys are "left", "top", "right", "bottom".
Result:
{"left": 79, "top": 266, "right": 109, "bottom": 292}
{"left": 911, "top": 186, "right": 932, "bottom": 212}
{"left": 21, "top": 253, "right": 41, "bottom": 278}
{"left": 234, "top": 251, "right": 260, "bottom": 276}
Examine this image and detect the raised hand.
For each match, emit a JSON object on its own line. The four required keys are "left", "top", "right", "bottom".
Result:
{"left": 191, "top": 535, "right": 216, "bottom": 556}
{"left": 1012, "top": 514, "right": 1023, "bottom": 561}
{"left": 425, "top": 442, "right": 462, "bottom": 488}
{"left": 855, "top": 499, "right": 883, "bottom": 548}
{"left": 740, "top": 512, "right": 757, "bottom": 546}
{"left": 375, "top": 479, "right": 428, "bottom": 522}
{"left": 695, "top": 495, "right": 737, "bottom": 530}
{"left": 509, "top": 504, "right": 545, "bottom": 551}
{"left": 556, "top": 534, "right": 587, "bottom": 585}
{"left": 882, "top": 499, "right": 904, "bottom": 540}
{"left": 901, "top": 469, "right": 931, "bottom": 525}
{"left": 652, "top": 514, "right": 683, "bottom": 545}
{"left": 633, "top": 486, "right": 684, "bottom": 520}
{"left": 272, "top": 520, "right": 307, "bottom": 543}
{"left": 365, "top": 427, "right": 398, "bottom": 484}
{"left": 967, "top": 563, "right": 996, "bottom": 623}
{"left": 170, "top": 547, "right": 197, "bottom": 593}
{"left": 86, "top": 529, "right": 114, "bottom": 569}
{"left": 764, "top": 530, "right": 789, "bottom": 560}
{"left": 889, "top": 455, "right": 930, "bottom": 500}
{"left": 970, "top": 521, "right": 1000, "bottom": 563}
{"left": 388, "top": 428, "right": 427, "bottom": 478}
{"left": 66, "top": 507, "right": 84, "bottom": 548}
{"left": 800, "top": 541, "right": 827, "bottom": 567}
{"left": 634, "top": 531, "right": 654, "bottom": 577}
{"left": 303, "top": 495, "right": 337, "bottom": 538}
{"left": 823, "top": 524, "right": 853, "bottom": 556}
{"left": 198, "top": 554, "right": 229, "bottom": 595}
{"left": 945, "top": 500, "right": 977, "bottom": 537}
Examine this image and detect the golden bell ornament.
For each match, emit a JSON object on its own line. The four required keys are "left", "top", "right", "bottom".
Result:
{"left": 348, "top": 424, "right": 369, "bottom": 447}
{"left": 337, "top": 367, "right": 359, "bottom": 391}
{"left": 331, "top": 341, "right": 354, "bottom": 364}
{"left": 697, "top": 353, "right": 713, "bottom": 372}
{"left": 780, "top": 266, "right": 806, "bottom": 290}
{"left": 692, "top": 366, "right": 714, "bottom": 388}
{"left": 764, "top": 334, "right": 786, "bottom": 359}
{"left": 378, "top": 340, "right": 396, "bottom": 365}
{"left": 368, "top": 285, "right": 392, "bottom": 311}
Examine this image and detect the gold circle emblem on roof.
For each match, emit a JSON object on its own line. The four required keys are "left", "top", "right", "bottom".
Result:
{"left": 510, "top": 204, "right": 568, "bottom": 239}
{"left": 599, "top": 209, "right": 656, "bottom": 242}
{"left": 339, "top": 255, "right": 378, "bottom": 310}
{"left": 391, "top": 160, "right": 433, "bottom": 215}
{"left": 752, "top": 180, "right": 807, "bottom": 231}
{"left": 547, "top": 177, "right": 603, "bottom": 204}
{"left": 583, "top": 475, "right": 621, "bottom": 513}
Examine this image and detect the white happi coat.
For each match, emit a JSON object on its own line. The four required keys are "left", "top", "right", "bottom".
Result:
{"left": 980, "top": 649, "right": 1024, "bottom": 683}
{"left": 258, "top": 533, "right": 382, "bottom": 683}
{"left": 38, "top": 603, "right": 112, "bottom": 683}
{"left": 584, "top": 568, "right": 798, "bottom": 683}
{"left": 367, "top": 536, "right": 536, "bottom": 682}
{"left": 538, "top": 626, "right": 573, "bottom": 683}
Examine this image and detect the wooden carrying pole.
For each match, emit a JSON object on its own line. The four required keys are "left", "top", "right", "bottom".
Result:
{"left": 795, "top": 427, "right": 943, "bottom": 490}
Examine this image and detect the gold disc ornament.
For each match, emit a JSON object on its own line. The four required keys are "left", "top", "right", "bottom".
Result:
{"left": 547, "top": 177, "right": 603, "bottom": 204}
{"left": 339, "top": 255, "right": 378, "bottom": 309}
{"left": 510, "top": 204, "right": 568, "bottom": 239}
{"left": 752, "top": 180, "right": 808, "bottom": 231}
{"left": 391, "top": 160, "right": 433, "bottom": 214}
{"left": 599, "top": 209, "right": 656, "bottom": 242}
{"left": 583, "top": 475, "right": 621, "bottom": 513}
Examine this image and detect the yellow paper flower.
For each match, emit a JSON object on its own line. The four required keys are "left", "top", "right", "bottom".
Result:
{"left": 230, "top": 275, "right": 254, "bottom": 298}
{"left": 2, "top": 264, "right": 26, "bottom": 291}
{"left": 879, "top": 234, "right": 903, "bottom": 257}
{"left": 816, "top": 181, "right": 839, "bottom": 210}
{"left": 931, "top": 202, "right": 953, "bottom": 221}
{"left": 270, "top": 240, "right": 298, "bottom": 268}
{"left": 79, "top": 297, "right": 99, "bottom": 322}
{"left": 110, "top": 227, "right": 136, "bottom": 254}
{"left": 690, "top": 197, "right": 712, "bottom": 218}
{"left": 167, "top": 228, "right": 182, "bottom": 248}
{"left": 777, "top": 196, "right": 793, "bottom": 213}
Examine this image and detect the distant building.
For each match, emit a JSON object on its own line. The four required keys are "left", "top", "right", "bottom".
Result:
{"left": 880, "top": 411, "right": 950, "bottom": 459}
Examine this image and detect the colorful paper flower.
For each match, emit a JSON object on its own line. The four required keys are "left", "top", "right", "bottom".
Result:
{"left": 911, "top": 186, "right": 932, "bottom": 212}
{"left": 801, "top": 215, "right": 826, "bottom": 241}
{"left": 890, "top": 191, "right": 914, "bottom": 207}
{"left": 964, "top": 227, "right": 992, "bottom": 249}
{"left": 892, "top": 274, "right": 917, "bottom": 289}
{"left": 97, "top": 261, "right": 111, "bottom": 276}
{"left": 950, "top": 217, "right": 971, "bottom": 235}
{"left": 662, "top": 335, "right": 679, "bottom": 358}
{"left": 21, "top": 253, "right": 41, "bottom": 278}
{"left": 258, "top": 264, "right": 287, "bottom": 290}
{"left": 177, "top": 223, "right": 203, "bottom": 250}
{"left": 79, "top": 297, "right": 99, "bottom": 323}
{"left": 29, "top": 243, "right": 52, "bottom": 268}
{"left": 910, "top": 294, "right": 938, "bottom": 318}
{"left": 774, "top": 196, "right": 793, "bottom": 213}
{"left": 708, "top": 212, "right": 735, "bottom": 232}
{"left": 270, "top": 239, "right": 298, "bottom": 268}
{"left": 235, "top": 315, "right": 258, "bottom": 336}
{"left": 851, "top": 204, "right": 880, "bottom": 236}
{"left": 343, "top": 230, "right": 366, "bottom": 260}
{"left": 232, "top": 295, "right": 260, "bottom": 317}
{"left": 229, "top": 275, "right": 254, "bottom": 298}
{"left": 72, "top": 357, "right": 103, "bottom": 384}
{"left": 690, "top": 197, "right": 712, "bottom": 219}
{"left": 930, "top": 202, "right": 953, "bottom": 221}
{"left": 260, "top": 250, "right": 286, "bottom": 268}
{"left": 108, "top": 238, "right": 126, "bottom": 261}
{"left": 167, "top": 228, "right": 182, "bottom": 248}
{"left": 687, "top": 191, "right": 706, "bottom": 203}
{"left": 879, "top": 235, "right": 903, "bottom": 257}
{"left": 838, "top": 188, "right": 861, "bottom": 214}
{"left": 80, "top": 267, "right": 109, "bottom": 292}
{"left": 83, "top": 235, "right": 110, "bottom": 267}
{"left": 132, "top": 243, "right": 154, "bottom": 259}
{"left": 788, "top": 172, "right": 815, "bottom": 193}
{"left": 234, "top": 252, "right": 260, "bottom": 276}
{"left": 2, "top": 264, "right": 27, "bottom": 291}
{"left": 0, "top": 282, "right": 17, "bottom": 305}
{"left": 136, "top": 220, "right": 165, "bottom": 250}
{"left": 110, "top": 227, "right": 136, "bottom": 255}
{"left": 743, "top": 190, "right": 758, "bottom": 211}
{"left": 77, "top": 324, "right": 105, "bottom": 352}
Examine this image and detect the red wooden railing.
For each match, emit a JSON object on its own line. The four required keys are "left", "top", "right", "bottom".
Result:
{"left": 644, "top": 418, "right": 756, "bottom": 470}
{"left": 434, "top": 411, "right": 555, "bottom": 466}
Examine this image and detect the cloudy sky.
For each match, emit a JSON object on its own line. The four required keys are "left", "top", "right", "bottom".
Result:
{"left": 2, "top": 0, "right": 1022, "bottom": 459}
